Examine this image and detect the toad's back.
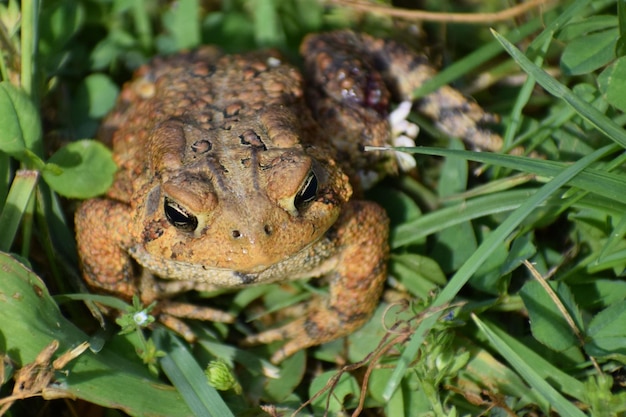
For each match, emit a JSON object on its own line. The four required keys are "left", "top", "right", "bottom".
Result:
{"left": 103, "top": 48, "right": 319, "bottom": 203}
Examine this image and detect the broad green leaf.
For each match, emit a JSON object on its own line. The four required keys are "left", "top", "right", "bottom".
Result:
{"left": 344, "top": 302, "right": 416, "bottom": 363}
{"left": 390, "top": 253, "right": 446, "bottom": 298}
{"left": 557, "top": 15, "right": 618, "bottom": 41}
{"left": 264, "top": 350, "right": 306, "bottom": 402}
{"left": 0, "top": 82, "right": 43, "bottom": 162}
{"left": 39, "top": 1, "right": 85, "bottom": 55}
{"left": 585, "top": 300, "right": 626, "bottom": 357}
{"left": 158, "top": 0, "right": 200, "bottom": 52}
{"left": 310, "top": 370, "right": 359, "bottom": 413}
{"left": 253, "top": 0, "right": 284, "bottom": 47}
{"left": 618, "top": 0, "right": 626, "bottom": 56}
{"left": 561, "top": 29, "right": 618, "bottom": 75}
{"left": 520, "top": 280, "right": 583, "bottom": 352}
{"left": 0, "top": 252, "right": 194, "bottom": 417}
{"left": 600, "top": 57, "right": 626, "bottom": 112}
{"left": 501, "top": 234, "right": 537, "bottom": 276}
{"left": 432, "top": 219, "right": 476, "bottom": 273}
{"left": 42, "top": 139, "right": 116, "bottom": 198}
{"left": 70, "top": 74, "right": 120, "bottom": 138}
{"left": 82, "top": 74, "right": 119, "bottom": 118}
{"left": 570, "top": 279, "right": 626, "bottom": 309}
{"left": 437, "top": 138, "right": 467, "bottom": 197}
{"left": 368, "top": 368, "right": 431, "bottom": 415}
{"left": 90, "top": 30, "right": 141, "bottom": 70}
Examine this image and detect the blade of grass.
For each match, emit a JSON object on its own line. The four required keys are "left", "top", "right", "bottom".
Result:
{"left": 0, "top": 152, "right": 9, "bottom": 204}
{"left": 392, "top": 188, "right": 539, "bottom": 248}
{"left": 0, "top": 170, "right": 38, "bottom": 251}
{"left": 383, "top": 143, "right": 619, "bottom": 400}
{"left": 481, "top": 318, "right": 586, "bottom": 399}
{"left": 473, "top": 315, "right": 587, "bottom": 416}
{"left": 54, "top": 293, "right": 132, "bottom": 312}
{"left": 130, "top": 0, "right": 153, "bottom": 52}
{"left": 20, "top": 0, "right": 38, "bottom": 101}
{"left": 153, "top": 328, "right": 235, "bottom": 417}
{"left": 394, "top": 146, "right": 626, "bottom": 204}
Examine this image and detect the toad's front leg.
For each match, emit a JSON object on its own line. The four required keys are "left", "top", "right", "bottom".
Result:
{"left": 75, "top": 199, "right": 233, "bottom": 341}
{"left": 244, "top": 200, "right": 389, "bottom": 363}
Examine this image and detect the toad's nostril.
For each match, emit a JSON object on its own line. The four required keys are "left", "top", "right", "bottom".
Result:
{"left": 264, "top": 224, "right": 273, "bottom": 236}
{"left": 232, "top": 230, "right": 241, "bottom": 239}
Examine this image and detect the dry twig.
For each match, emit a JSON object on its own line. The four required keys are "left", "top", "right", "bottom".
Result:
{"left": 0, "top": 340, "right": 89, "bottom": 416}
{"left": 326, "top": 0, "right": 557, "bottom": 24}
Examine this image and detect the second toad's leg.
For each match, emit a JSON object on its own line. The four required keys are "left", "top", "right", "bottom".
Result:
{"left": 301, "top": 30, "right": 504, "bottom": 154}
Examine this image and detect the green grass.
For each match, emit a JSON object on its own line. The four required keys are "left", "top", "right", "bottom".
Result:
{"left": 2, "top": 0, "right": 626, "bottom": 416}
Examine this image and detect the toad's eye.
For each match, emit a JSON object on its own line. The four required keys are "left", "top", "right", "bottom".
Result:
{"left": 294, "top": 170, "right": 318, "bottom": 210}
{"left": 164, "top": 197, "right": 198, "bottom": 232}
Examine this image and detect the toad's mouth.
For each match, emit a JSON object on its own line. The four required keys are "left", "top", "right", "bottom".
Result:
{"left": 128, "top": 234, "right": 337, "bottom": 289}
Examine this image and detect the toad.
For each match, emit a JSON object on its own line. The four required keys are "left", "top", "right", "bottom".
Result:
{"left": 75, "top": 31, "right": 502, "bottom": 363}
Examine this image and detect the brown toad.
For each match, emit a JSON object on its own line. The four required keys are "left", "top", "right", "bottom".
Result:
{"left": 75, "top": 31, "right": 503, "bottom": 363}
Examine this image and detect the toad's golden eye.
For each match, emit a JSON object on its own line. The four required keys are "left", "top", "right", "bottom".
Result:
{"left": 294, "top": 170, "right": 318, "bottom": 210}
{"left": 164, "top": 196, "right": 198, "bottom": 232}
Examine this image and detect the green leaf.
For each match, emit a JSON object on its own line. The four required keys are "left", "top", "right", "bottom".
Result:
{"left": 437, "top": 138, "right": 467, "bottom": 197}
{"left": 158, "top": 0, "right": 200, "bottom": 52}
{"left": 310, "top": 370, "right": 359, "bottom": 413}
{"left": 39, "top": 1, "right": 85, "bottom": 55}
{"left": 561, "top": 29, "right": 618, "bottom": 75}
{"left": 0, "top": 81, "right": 43, "bottom": 162}
{"left": 70, "top": 74, "right": 120, "bottom": 138}
{"left": 390, "top": 253, "right": 446, "bottom": 299}
{"left": 520, "top": 280, "right": 583, "bottom": 352}
{"left": 557, "top": 15, "right": 618, "bottom": 42}
{"left": 253, "top": 0, "right": 284, "bottom": 48}
{"left": 0, "top": 252, "right": 194, "bottom": 417}
{"left": 501, "top": 234, "right": 537, "bottom": 276}
{"left": 601, "top": 57, "right": 626, "bottom": 112}
{"left": 570, "top": 279, "right": 626, "bottom": 309}
{"left": 618, "top": 0, "right": 626, "bottom": 56}
{"left": 432, "top": 219, "right": 476, "bottom": 272}
{"left": 264, "top": 351, "right": 305, "bottom": 401}
{"left": 585, "top": 300, "right": 626, "bottom": 357}
{"left": 42, "top": 139, "right": 116, "bottom": 198}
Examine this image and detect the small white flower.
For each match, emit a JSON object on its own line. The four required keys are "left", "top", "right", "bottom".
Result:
{"left": 133, "top": 311, "right": 149, "bottom": 326}
{"left": 267, "top": 56, "right": 282, "bottom": 67}
{"left": 389, "top": 101, "right": 418, "bottom": 172}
